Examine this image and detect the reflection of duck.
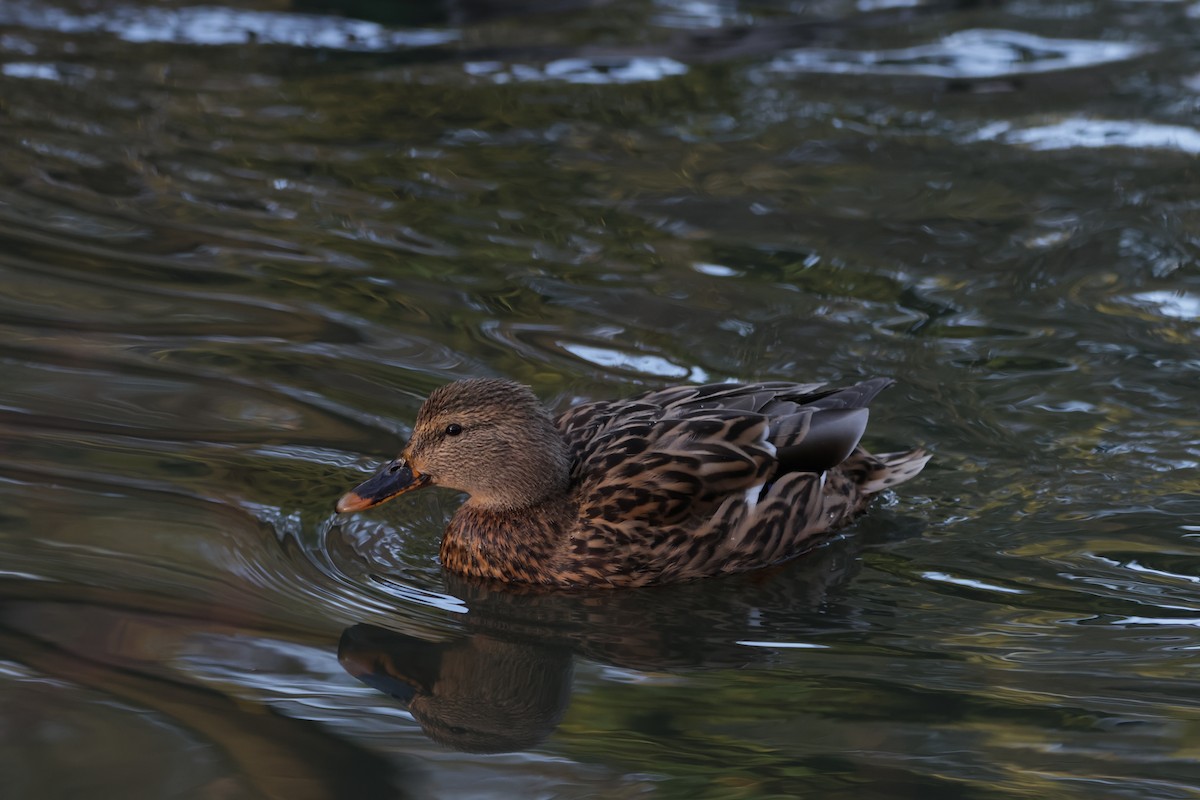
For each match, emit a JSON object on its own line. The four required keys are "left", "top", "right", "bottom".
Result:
{"left": 339, "top": 537, "right": 874, "bottom": 753}
{"left": 337, "top": 378, "right": 928, "bottom": 588}
{"left": 339, "top": 624, "right": 573, "bottom": 754}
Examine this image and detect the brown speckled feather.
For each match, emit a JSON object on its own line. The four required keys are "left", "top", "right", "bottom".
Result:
{"left": 338, "top": 378, "right": 930, "bottom": 589}
{"left": 541, "top": 379, "right": 921, "bottom": 587}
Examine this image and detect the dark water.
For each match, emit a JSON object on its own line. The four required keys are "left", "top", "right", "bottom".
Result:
{"left": 2, "top": 0, "right": 1199, "bottom": 797}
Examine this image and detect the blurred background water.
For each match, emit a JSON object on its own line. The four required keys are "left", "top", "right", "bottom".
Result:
{"left": 1, "top": 0, "right": 1199, "bottom": 797}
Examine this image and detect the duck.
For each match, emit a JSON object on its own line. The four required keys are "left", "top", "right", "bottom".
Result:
{"left": 336, "top": 378, "right": 929, "bottom": 589}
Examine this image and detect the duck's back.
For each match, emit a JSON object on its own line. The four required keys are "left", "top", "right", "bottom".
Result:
{"left": 547, "top": 380, "right": 928, "bottom": 587}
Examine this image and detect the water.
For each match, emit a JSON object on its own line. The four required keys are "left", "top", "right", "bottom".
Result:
{"left": 1, "top": 0, "right": 1198, "bottom": 797}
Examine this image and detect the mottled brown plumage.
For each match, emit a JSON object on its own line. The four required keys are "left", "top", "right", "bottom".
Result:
{"left": 337, "top": 378, "right": 929, "bottom": 588}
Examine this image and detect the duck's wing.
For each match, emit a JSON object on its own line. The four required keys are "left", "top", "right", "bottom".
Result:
{"left": 572, "top": 407, "right": 777, "bottom": 531}
{"left": 558, "top": 379, "right": 896, "bottom": 530}
{"left": 631, "top": 381, "right": 828, "bottom": 412}
{"left": 551, "top": 380, "right": 912, "bottom": 585}
{"left": 751, "top": 378, "right": 895, "bottom": 472}
{"left": 555, "top": 397, "right": 646, "bottom": 469}
{"left": 555, "top": 382, "right": 821, "bottom": 466}
{"left": 558, "top": 379, "right": 893, "bottom": 478}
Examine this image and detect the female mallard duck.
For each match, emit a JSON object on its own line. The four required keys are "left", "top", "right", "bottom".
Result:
{"left": 337, "top": 378, "right": 929, "bottom": 589}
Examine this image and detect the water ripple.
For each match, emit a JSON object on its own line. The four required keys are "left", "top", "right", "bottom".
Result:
{"left": 466, "top": 57, "right": 688, "bottom": 85}
{"left": 0, "top": 2, "right": 458, "bottom": 50}
{"left": 1, "top": 0, "right": 1200, "bottom": 793}
{"left": 770, "top": 29, "right": 1148, "bottom": 78}
{"left": 974, "top": 118, "right": 1200, "bottom": 154}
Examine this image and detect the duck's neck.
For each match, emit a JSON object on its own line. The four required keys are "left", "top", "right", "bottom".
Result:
{"left": 459, "top": 417, "right": 572, "bottom": 512}
{"left": 440, "top": 497, "right": 577, "bottom": 585}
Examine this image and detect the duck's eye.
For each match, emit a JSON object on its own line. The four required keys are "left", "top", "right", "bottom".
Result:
{"left": 445, "top": 423, "right": 463, "bottom": 437}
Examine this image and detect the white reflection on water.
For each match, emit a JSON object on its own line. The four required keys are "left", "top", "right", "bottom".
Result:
{"left": 560, "top": 343, "right": 710, "bottom": 381}
{"left": 1, "top": 62, "right": 63, "bottom": 80}
{"left": 1126, "top": 290, "right": 1200, "bottom": 321}
{"left": 0, "top": 570, "right": 52, "bottom": 582}
{"left": 921, "top": 571, "right": 1027, "bottom": 594}
{"left": 856, "top": 0, "right": 921, "bottom": 9}
{"left": 0, "top": 2, "right": 458, "bottom": 50}
{"left": 770, "top": 29, "right": 1146, "bottom": 78}
{"left": 466, "top": 57, "right": 688, "bottom": 85}
{"left": 1113, "top": 616, "right": 1200, "bottom": 627}
{"left": 692, "top": 262, "right": 741, "bottom": 277}
{"left": 651, "top": 0, "right": 751, "bottom": 29}
{"left": 974, "top": 119, "right": 1200, "bottom": 155}
{"left": 1125, "top": 560, "right": 1200, "bottom": 586}
{"left": 369, "top": 576, "right": 470, "bottom": 616}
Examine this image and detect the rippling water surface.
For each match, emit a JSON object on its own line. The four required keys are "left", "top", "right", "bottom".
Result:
{"left": 2, "top": 0, "right": 1199, "bottom": 797}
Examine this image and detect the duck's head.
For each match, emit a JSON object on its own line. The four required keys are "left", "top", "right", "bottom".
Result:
{"left": 336, "top": 379, "right": 571, "bottom": 514}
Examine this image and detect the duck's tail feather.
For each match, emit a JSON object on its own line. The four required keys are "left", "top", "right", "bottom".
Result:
{"left": 851, "top": 448, "right": 931, "bottom": 495}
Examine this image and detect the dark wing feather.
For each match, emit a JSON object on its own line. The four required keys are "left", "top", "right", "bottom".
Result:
{"left": 769, "top": 378, "right": 894, "bottom": 471}
{"left": 773, "top": 408, "right": 869, "bottom": 472}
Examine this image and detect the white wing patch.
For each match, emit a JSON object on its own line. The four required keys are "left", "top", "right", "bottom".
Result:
{"left": 742, "top": 480, "right": 767, "bottom": 511}
{"left": 739, "top": 428, "right": 778, "bottom": 511}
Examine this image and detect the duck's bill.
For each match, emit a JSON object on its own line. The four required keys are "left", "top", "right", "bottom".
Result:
{"left": 336, "top": 460, "right": 431, "bottom": 513}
